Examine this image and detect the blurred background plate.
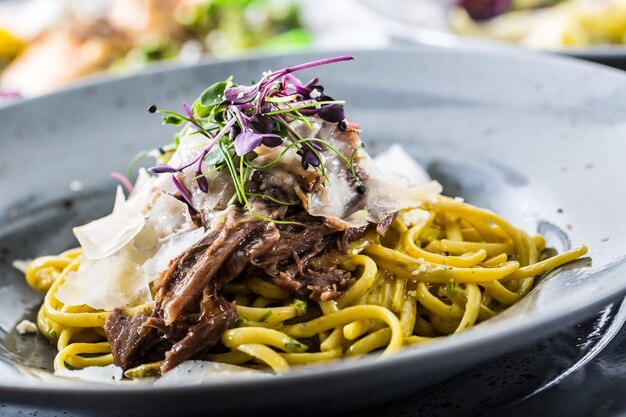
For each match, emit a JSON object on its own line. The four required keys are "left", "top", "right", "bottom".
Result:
{"left": 353, "top": 0, "right": 626, "bottom": 69}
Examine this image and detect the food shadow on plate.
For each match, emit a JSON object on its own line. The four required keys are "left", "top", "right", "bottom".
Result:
{"left": 336, "top": 299, "right": 626, "bottom": 417}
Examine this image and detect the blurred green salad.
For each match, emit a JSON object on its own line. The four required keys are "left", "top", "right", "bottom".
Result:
{"left": 0, "top": 0, "right": 311, "bottom": 97}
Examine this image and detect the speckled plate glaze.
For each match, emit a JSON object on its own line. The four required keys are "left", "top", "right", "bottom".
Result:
{"left": 1, "top": 48, "right": 626, "bottom": 416}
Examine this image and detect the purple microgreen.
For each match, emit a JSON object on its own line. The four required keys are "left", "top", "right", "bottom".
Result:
{"left": 148, "top": 118, "right": 235, "bottom": 177}
{"left": 147, "top": 55, "right": 356, "bottom": 218}
{"left": 111, "top": 171, "right": 134, "bottom": 193}
{"left": 318, "top": 104, "right": 345, "bottom": 123}
{"left": 218, "top": 141, "right": 246, "bottom": 204}
{"left": 249, "top": 113, "right": 275, "bottom": 134}
{"left": 276, "top": 115, "right": 327, "bottom": 179}
{"left": 299, "top": 146, "right": 321, "bottom": 170}
{"left": 282, "top": 74, "right": 310, "bottom": 96}
{"left": 256, "top": 81, "right": 281, "bottom": 113}
{"left": 180, "top": 101, "right": 207, "bottom": 132}
{"left": 261, "top": 134, "right": 283, "bottom": 147}
{"left": 305, "top": 77, "right": 319, "bottom": 88}
{"left": 298, "top": 108, "right": 318, "bottom": 116}
{"left": 194, "top": 147, "right": 211, "bottom": 193}
{"left": 172, "top": 175, "right": 195, "bottom": 210}
{"left": 212, "top": 116, "right": 238, "bottom": 143}
{"left": 148, "top": 164, "right": 179, "bottom": 174}
{"left": 182, "top": 102, "right": 194, "bottom": 119}
{"left": 153, "top": 108, "right": 211, "bottom": 137}
{"left": 260, "top": 102, "right": 273, "bottom": 114}
{"left": 195, "top": 167, "right": 209, "bottom": 192}
{"left": 228, "top": 104, "right": 250, "bottom": 128}
{"left": 234, "top": 129, "right": 265, "bottom": 156}
{"left": 224, "top": 82, "right": 262, "bottom": 104}
{"left": 266, "top": 56, "right": 354, "bottom": 84}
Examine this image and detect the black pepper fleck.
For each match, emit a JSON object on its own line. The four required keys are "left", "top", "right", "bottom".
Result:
{"left": 338, "top": 121, "right": 347, "bottom": 131}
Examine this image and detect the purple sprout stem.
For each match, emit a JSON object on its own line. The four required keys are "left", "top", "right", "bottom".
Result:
{"left": 150, "top": 116, "right": 237, "bottom": 176}
{"left": 228, "top": 104, "right": 250, "bottom": 128}
{"left": 111, "top": 172, "right": 134, "bottom": 193}
{"left": 172, "top": 176, "right": 195, "bottom": 210}
{"left": 182, "top": 102, "right": 204, "bottom": 131}
{"left": 269, "top": 56, "right": 354, "bottom": 82}
{"left": 256, "top": 55, "right": 353, "bottom": 112}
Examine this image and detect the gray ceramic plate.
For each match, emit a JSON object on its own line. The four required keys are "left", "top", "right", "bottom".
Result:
{"left": 1, "top": 48, "right": 626, "bottom": 416}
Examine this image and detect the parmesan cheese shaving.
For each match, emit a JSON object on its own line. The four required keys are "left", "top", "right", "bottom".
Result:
{"left": 73, "top": 211, "right": 146, "bottom": 260}
{"left": 142, "top": 228, "right": 205, "bottom": 283}
{"left": 373, "top": 144, "right": 431, "bottom": 187}
{"left": 154, "top": 360, "right": 270, "bottom": 386}
{"left": 55, "top": 365, "right": 124, "bottom": 384}
{"left": 59, "top": 171, "right": 200, "bottom": 310}
{"left": 55, "top": 252, "right": 151, "bottom": 310}
{"left": 306, "top": 141, "right": 441, "bottom": 229}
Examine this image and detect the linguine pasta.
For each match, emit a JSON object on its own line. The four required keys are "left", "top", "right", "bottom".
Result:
{"left": 25, "top": 195, "right": 587, "bottom": 377}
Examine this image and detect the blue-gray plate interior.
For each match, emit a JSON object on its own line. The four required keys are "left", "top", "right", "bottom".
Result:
{"left": 1, "top": 48, "right": 626, "bottom": 415}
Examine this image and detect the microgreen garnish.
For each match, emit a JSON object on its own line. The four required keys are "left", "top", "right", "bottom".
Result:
{"left": 294, "top": 299, "right": 308, "bottom": 316}
{"left": 144, "top": 56, "right": 367, "bottom": 223}
{"left": 446, "top": 279, "right": 456, "bottom": 294}
{"left": 259, "top": 310, "right": 273, "bottom": 322}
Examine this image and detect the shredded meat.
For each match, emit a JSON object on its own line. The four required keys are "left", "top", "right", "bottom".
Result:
{"left": 376, "top": 212, "right": 397, "bottom": 237}
{"left": 159, "top": 292, "right": 237, "bottom": 372}
{"left": 279, "top": 254, "right": 354, "bottom": 301}
{"left": 253, "top": 214, "right": 357, "bottom": 300}
{"left": 105, "top": 206, "right": 375, "bottom": 372}
{"left": 155, "top": 209, "right": 279, "bottom": 325}
{"left": 337, "top": 225, "right": 369, "bottom": 254}
{"left": 104, "top": 310, "right": 161, "bottom": 370}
